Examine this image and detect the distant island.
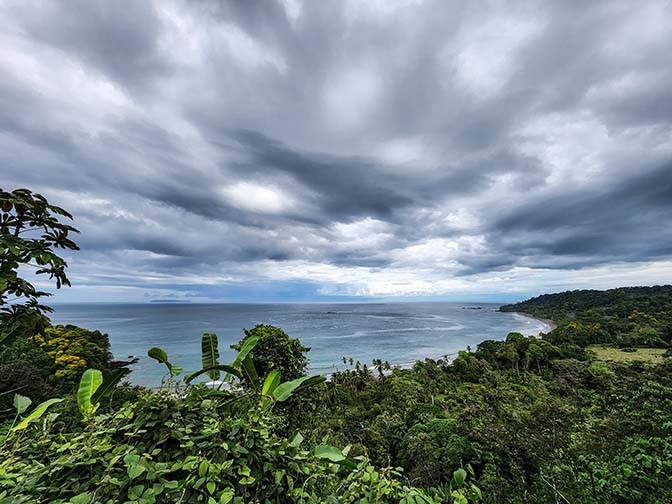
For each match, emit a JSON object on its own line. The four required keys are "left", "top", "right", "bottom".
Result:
{"left": 149, "top": 299, "right": 192, "bottom": 303}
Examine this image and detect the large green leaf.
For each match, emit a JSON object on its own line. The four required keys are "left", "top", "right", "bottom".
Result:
{"left": 201, "top": 333, "right": 220, "bottom": 380}
{"left": 230, "top": 336, "right": 259, "bottom": 368}
{"left": 451, "top": 468, "right": 467, "bottom": 487}
{"left": 77, "top": 369, "right": 103, "bottom": 416}
{"left": 272, "top": 375, "right": 326, "bottom": 402}
{"left": 91, "top": 369, "right": 129, "bottom": 404}
{"left": 314, "top": 445, "right": 357, "bottom": 469}
{"left": 261, "top": 370, "right": 281, "bottom": 409}
{"left": 262, "top": 370, "right": 281, "bottom": 396}
{"left": 148, "top": 347, "right": 181, "bottom": 377}
{"left": 11, "top": 398, "right": 64, "bottom": 432}
{"left": 13, "top": 394, "right": 31, "bottom": 415}
{"left": 314, "top": 444, "right": 346, "bottom": 462}
{"left": 184, "top": 365, "right": 242, "bottom": 384}
{"left": 242, "top": 354, "right": 260, "bottom": 392}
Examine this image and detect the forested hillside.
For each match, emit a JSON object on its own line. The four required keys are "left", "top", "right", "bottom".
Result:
{"left": 501, "top": 285, "right": 672, "bottom": 320}
{"left": 501, "top": 286, "right": 672, "bottom": 349}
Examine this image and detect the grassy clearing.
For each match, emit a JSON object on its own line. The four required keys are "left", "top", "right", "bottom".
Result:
{"left": 588, "top": 345, "right": 667, "bottom": 364}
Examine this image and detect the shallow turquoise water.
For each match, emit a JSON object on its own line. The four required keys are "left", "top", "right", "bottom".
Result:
{"left": 51, "top": 302, "right": 548, "bottom": 387}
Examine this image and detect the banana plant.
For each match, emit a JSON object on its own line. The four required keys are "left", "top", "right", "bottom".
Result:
{"left": 149, "top": 332, "right": 326, "bottom": 409}
{"left": 5, "top": 366, "right": 124, "bottom": 434}
{"left": 76, "top": 367, "right": 130, "bottom": 418}
{"left": 184, "top": 364, "right": 242, "bottom": 384}
{"left": 183, "top": 332, "right": 243, "bottom": 384}
{"left": 77, "top": 368, "right": 103, "bottom": 417}
{"left": 230, "top": 335, "right": 260, "bottom": 368}
{"left": 151, "top": 334, "right": 259, "bottom": 385}
{"left": 91, "top": 368, "right": 129, "bottom": 405}
{"left": 226, "top": 333, "right": 326, "bottom": 409}
{"left": 148, "top": 347, "right": 182, "bottom": 378}
{"left": 252, "top": 366, "right": 326, "bottom": 410}
{"left": 260, "top": 370, "right": 281, "bottom": 409}
{"left": 200, "top": 332, "right": 220, "bottom": 380}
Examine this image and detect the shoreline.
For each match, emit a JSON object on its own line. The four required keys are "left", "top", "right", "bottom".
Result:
{"left": 513, "top": 311, "right": 557, "bottom": 333}
{"left": 324, "top": 311, "right": 558, "bottom": 378}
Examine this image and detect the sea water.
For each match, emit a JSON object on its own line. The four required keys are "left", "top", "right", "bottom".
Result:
{"left": 50, "top": 302, "right": 548, "bottom": 387}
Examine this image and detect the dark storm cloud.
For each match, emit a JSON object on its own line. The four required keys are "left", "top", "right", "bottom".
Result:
{"left": 229, "top": 129, "right": 414, "bottom": 219}
{"left": 496, "top": 162, "right": 672, "bottom": 235}
{"left": 223, "top": 128, "right": 548, "bottom": 224}
{"left": 472, "top": 162, "right": 672, "bottom": 273}
{"left": 7, "top": 0, "right": 171, "bottom": 91}
{"left": 1, "top": 0, "right": 672, "bottom": 299}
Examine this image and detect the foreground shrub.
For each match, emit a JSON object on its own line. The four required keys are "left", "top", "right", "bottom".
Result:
{"left": 1, "top": 386, "right": 475, "bottom": 503}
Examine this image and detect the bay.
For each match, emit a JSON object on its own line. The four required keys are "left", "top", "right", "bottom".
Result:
{"left": 51, "top": 302, "right": 549, "bottom": 387}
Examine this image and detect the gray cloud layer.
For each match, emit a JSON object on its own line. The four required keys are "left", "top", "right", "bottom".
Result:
{"left": 1, "top": 0, "right": 672, "bottom": 300}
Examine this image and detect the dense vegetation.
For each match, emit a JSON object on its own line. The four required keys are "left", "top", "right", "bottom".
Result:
{"left": 2, "top": 189, "right": 671, "bottom": 502}
{"left": 501, "top": 286, "right": 672, "bottom": 349}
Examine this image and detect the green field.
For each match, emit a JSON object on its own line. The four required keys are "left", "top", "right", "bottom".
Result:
{"left": 589, "top": 345, "right": 668, "bottom": 363}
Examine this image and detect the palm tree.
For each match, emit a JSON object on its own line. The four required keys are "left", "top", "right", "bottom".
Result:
{"left": 373, "top": 358, "right": 384, "bottom": 378}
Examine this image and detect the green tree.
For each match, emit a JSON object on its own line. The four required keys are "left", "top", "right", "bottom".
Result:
{"left": 524, "top": 340, "right": 560, "bottom": 372}
{"left": 452, "top": 351, "right": 485, "bottom": 381}
{"left": 231, "top": 324, "right": 310, "bottom": 384}
{"left": 500, "top": 342, "right": 520, "bottom": 373}
{"left": 0, "top": 188, "right": 79, "bottom": 345}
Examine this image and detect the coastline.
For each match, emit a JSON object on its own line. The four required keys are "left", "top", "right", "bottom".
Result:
{"left": 513, "top": 311, "right": 557, "bottom": 333}
{"left": 328, "top": 310, "right": 558, "bottom": 377}
{"left": 56, "top": 303, "right": 558, "bottom": 387}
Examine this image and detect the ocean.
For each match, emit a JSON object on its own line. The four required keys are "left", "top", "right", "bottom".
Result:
{"left": 50, "top": 302, "right": 549, "bottom": 387}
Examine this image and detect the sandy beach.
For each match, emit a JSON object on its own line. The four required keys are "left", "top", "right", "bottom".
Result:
{"left": 514, "top": 312, "right": 558, "bottom": 333}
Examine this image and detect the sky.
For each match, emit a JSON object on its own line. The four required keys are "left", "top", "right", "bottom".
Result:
{"left": 2, "top": 0, "right": 672, "bottom": 303}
